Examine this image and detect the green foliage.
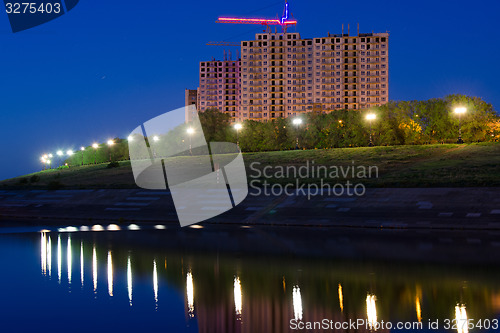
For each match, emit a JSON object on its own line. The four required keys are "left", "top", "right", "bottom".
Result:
{"left": 61, "top": 95, "right": 498, "bottom": 166}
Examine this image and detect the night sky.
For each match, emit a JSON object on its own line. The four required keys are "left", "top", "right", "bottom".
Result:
{"left": 0, "top": 0, "right": 498, "bottom": 180}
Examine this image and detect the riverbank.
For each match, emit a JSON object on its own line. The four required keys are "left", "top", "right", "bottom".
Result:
{"left": 2, "top": 143, "right": 500, "bottom": 189}
{"left": 1, "top": 187, "right": 500, "bottom": 231}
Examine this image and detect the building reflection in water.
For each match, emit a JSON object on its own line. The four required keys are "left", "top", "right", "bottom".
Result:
{"left": 455, "top": 304, "right": 468, "bottom": 333}
{"left": 67, "top": 236, "right": 72, "bottom": 285}
{"left": 153, "top": 259, "right": 158, "bottom": 309}
{"left": 93, "top": 245, "right": 97, "bottom": 293}
{"left": 367, "top": 294, "right": 378, "bottom": 330}
{"left": 186, "top": 271, "right": 195, "bottom": 318}
{"left": 108, "top": 251, "right": 113, "bottom": 297}
{"left": 234, "top": 276, "right": 242, "bottom": 318}
{"left": 127, "top": 256, "right": 133, "bottom": 306}
{"left": 293, "top": 285, "right": 303, "bottom": 321}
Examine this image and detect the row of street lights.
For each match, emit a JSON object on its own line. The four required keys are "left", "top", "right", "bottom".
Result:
{"left": 39, "top": 106, "right": 468, "bottom": 169}
{"left": 40, "top": 139, "right": 116, "bottom": 170}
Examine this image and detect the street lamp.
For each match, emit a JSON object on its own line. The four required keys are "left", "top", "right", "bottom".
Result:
{"left": 366, "top": 113, "right": 376, "bottom": 147}
{"left": 56, "top": 150, "right": 64, "bottom": 167}
{"left": 454, "top": 107, "right": 466, "bottom": 144}
{"left": 66, "top": 150, "right": 74, "bottom": 167}
{"left": 366, "top": 113, "right": 377, "bottom": 147}
{"left": 292, "top": 118, "right": 303, "bottom": 149}
{"left": 234, "top": 123, "right": 242, "bottom": 147}
{"left": 107, "top": 139, "right": 115, "bottom": 161}
{"left": 92, "top": 143, "right": 99, "bottom": 164}
{"left": 40, "top": 155, "right": 47, "bottom": 170}
{"left": 186, "top": 127, "right": 195, "bottom": 155}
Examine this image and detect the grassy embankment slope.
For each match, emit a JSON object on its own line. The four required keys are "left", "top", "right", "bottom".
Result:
{"left": 1, "top": 143, "right": 500, "bottom": 189}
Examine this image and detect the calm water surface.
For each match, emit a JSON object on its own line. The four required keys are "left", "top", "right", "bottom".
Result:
{"left": 0, "top": 224, "right": 499, "bottom": 333}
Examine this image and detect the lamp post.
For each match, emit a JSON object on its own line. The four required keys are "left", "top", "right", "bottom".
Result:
{"left": 80, "top": 147, "right": 85, "bottom": 166}
{"left": 454, "top": 107, "right": 466, "bottom": 144}
{"left": 56, "top": 150, "right": 63, "bottom": 167}
{"left": 152, "top": 136, "right": 159, "bottom": 158}
{"left": 186, "top": 127, "right": 194, "bottom": 155}
{"left": 41, "top": 155, "right": 47, "bottom": 171}
{"left": 234, "top": 123, "right": 242, "bottom": 147}
{"left": 92, "top": 143, "right": 99, "bottom": 164}
{"left": 107, "top": 139, "right": 115, "bottom": 161}
{"left": 366, "top": 113, "right": 376, "bottom": 147}
{"left": 66, "top": 150, "right": 74, "bottom": 167}
{"left": 292, "top": 118, "right": 302, "bottom": 149}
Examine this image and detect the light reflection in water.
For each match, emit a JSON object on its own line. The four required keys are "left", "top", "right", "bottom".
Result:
{"left": 47, "top": 235, "right": 51, "bottom": 278}
{"left": 234, "top": 276, "right": 242, "bottom": 318}
{"left": 416, "top": 296, "right": 422, "bottom": 323}
{"left": 455, "top": 304, "right": 468, "bottom": 333}
{"left": 80, "top": 242, "right": 84, "bottom": 287}
{"left": 107, "top": 224, "right": 120, "bottom": 231}
{"left": 67, "top": 236, "right": 72, "bottom": 285}
{"left": 153, "top": 260, "right": 158, "bottom": 308}
{"left": 293, "top": 285, "right": 303, "bottom": 321}
{"left": 41, "top": 233, "right": 47, "bottom": 276}
{"left": 367, "top": 294, "right": 378, "bottom": 331}
{"left": 93, "top": 245, "right": 97, "bottom": 293}
{"left": 91, "top": 225, "right": 104, "bottom": 232}
{"left": 108, "top": 251, "right": 113, "bottom": 297}
{"left": 338, "top": 284, "right": 344, "bottom": 313}
{"left": 186, "top": 271, "right": 194, "bottom": 318}
{"left": 57, "top": 235, "right": 62, "bottom": 284}
{"left": 127, "top": 256, "right": 133, "bottom": 306}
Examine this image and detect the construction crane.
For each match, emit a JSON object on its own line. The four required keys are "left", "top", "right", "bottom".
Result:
{"left": 207, "top": 0, "right": 297, "bottom": 46}
{"left": 216, "top": 0, "right": 297, "bottom": 32}
{"left": 206, "top": 41, "right": 240, "bottom": 46}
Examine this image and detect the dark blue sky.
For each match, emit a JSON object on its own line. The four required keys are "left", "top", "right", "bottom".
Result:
{"left": 0, "top": 0, "right": 499, "bottom": 180}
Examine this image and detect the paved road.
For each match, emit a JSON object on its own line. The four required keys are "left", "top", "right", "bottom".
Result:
{"left": 0, "top": 188, "right": 499, "bottom": 230}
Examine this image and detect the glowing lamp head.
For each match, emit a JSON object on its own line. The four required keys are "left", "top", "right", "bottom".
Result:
{"left": 454, "top": 107, "right": 466, "bottom": 115}
{"left": 127, "top": 135, "right": 133, "bottom": 142}
{"left": 293, "top": 118, "right": 303, "bottom": 126}
{"left": 56, "top": 150, "right": 63, "bottom": 156}
{"left": 92, "top": 143, "right": 99, "bottom": 149}
{"left": 66, "top": 150, "right": 74, "bottom": 156}
{"left": 48, "top": 154, "right": 53, "bottom": 158}
{"left": 186, "top": 127, "right": 195, "bottom": 135}
{"left": 234, "top": 123, "right": 243, "bottom": 130}
{"left": 46, "top": 159, "right": 51, "bottom": 164}
{"left": 152, "top": 136, "right": 160, "bottom": 142}
{"left": 80, "top": 147, "right": 85, "bottom": 151}
{"left": 43, "top": 154, "right": 48, "bottom": 159}
{"left": 107, "top": 140, "right": 115, "bottom": 146}
{"left": 366, "top": 114, "right": 376, "bottom": 121}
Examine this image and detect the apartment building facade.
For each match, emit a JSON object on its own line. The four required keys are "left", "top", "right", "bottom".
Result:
{"left": 197, "top": 60, "right": 241, "bottom": 116}
{"left": 193, "top": 31, "right": 389, "bottom": 122}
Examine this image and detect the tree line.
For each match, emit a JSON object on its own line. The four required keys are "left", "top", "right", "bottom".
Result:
{"left": 65, "top": 94, "right": 499, "bottom": 165}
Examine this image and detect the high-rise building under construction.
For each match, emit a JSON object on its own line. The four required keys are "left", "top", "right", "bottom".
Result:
{"left": 191, "top": 29, "right": 389, "bottom": 122}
